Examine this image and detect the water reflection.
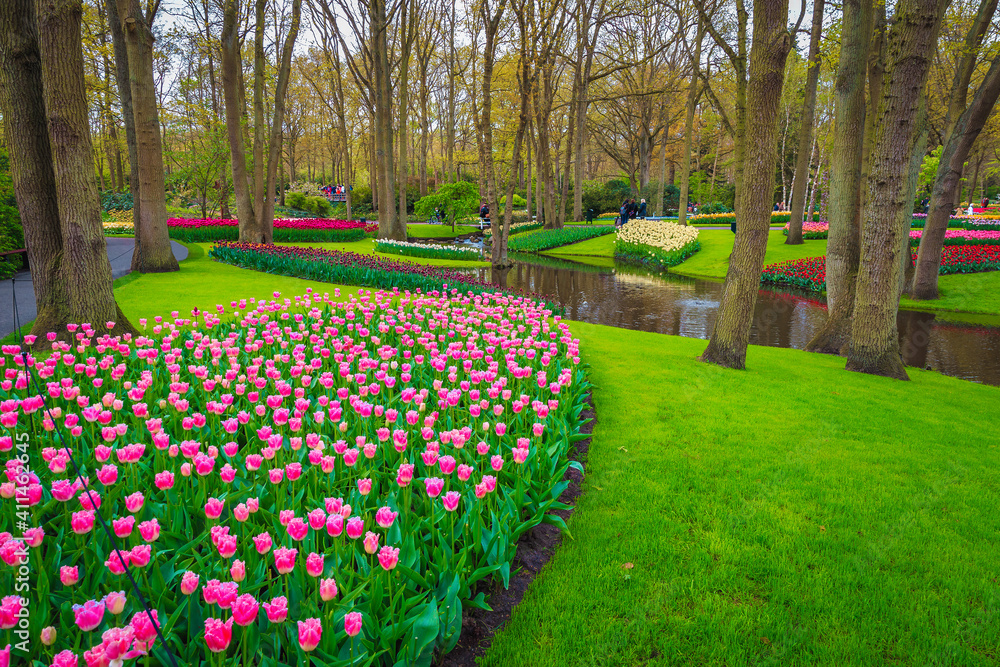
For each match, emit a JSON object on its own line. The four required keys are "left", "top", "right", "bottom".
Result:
{"left": 474, "top": 255, "right": 1000, "bottom": 386}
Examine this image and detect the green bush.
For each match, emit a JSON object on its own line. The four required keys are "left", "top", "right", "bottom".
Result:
{"left": 286, "top": 192, "right": 307, "bottom": 210}
{"left": 507, "top": 225, "right": 615, "bottom": 253}
{"left": 0, "top": 205, "right": 24, "bottom": 279}
{"left": 305, "top": 196, "right": 332, "bottom": 217}
{"left": 100, "top": 190, "right": 134, "bottom": 212}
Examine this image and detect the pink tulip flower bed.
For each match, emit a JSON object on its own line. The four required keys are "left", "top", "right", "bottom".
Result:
{"left": 781, "top": 221, "right": 828, "bottom": 239}
{"left": 0, "top": 288, "right": 589, "bottom": 665}
{"left": 909, "top": 229, "right": 1000, "bottom": 246}
{"left": 167, "top": 218, "right": 374, "bottom": 231}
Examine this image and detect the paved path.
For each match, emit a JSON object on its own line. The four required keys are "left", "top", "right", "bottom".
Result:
{"left": 0, "top": 238, "right": 188, "bottom": 339}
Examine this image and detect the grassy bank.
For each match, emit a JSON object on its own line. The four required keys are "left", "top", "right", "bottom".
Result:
{"left": 482, "top": 324, "right": 1000, "bottom": 666}
{"left": 14, "top": 241, "right": 997, "bottom": 666}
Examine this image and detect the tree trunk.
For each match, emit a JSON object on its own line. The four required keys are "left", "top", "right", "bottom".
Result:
{"left": 677, "top": 19, "right": 704, "bottom": 226}
{"left": 372, "top": 0, "right": 400, "bottom": 239}
{"left": 911, "top": 53, "right": 1000, "bottom": 299}
{"left": 786, "top": 0, "right": 825, "bottom": 244}
{"left": 220, "top": 0, "right": 256, "bottom": 237}
{"left": 104, "top": 0, "right": 141, "bottom": 248}
{"left": 116, "top": 0, "right": 178, "bottom": 272}
{"left": 846, "top": 0, "right": 947, "bottom": 380}
{"left": 657, "top": 122, "right": 670, "bottom": 216}
{"left": 397, "top": 0, "right": 415, "bottom": 226}
{"left": 259, "top": 0, "right": 301, "bottom": 238}
{"left": 34, "top": 0, "right": 133, "bottom": 335}
{"left": 250, "top": 0, "right": 268, "bottom": 241}
{"left": 804, "top": 0, "right": 871, "bottom": 357}
{"left": 700, "top": 0, "right": 790, "bottom": 369}
{"left": 0, "top": 0, "right": 71, "bottom": 338}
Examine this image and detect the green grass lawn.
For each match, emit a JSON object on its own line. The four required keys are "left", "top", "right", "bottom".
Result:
{"left": 900, "top": 272, "right": 1000, "bottom": 317}
{"left": 482, "top": 324, "right": 1000, "bottom": 666}
{"left": 543, "top": 233, "right": 617, "bottom": 259}
{"left": 669, "top": 229, "right": 828, "bottom": 280}
{"left": 12, "top": 239, "right": 1000, "bottom": 665}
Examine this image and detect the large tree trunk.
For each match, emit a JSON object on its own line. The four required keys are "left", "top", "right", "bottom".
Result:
{"left": 371, "top": 0, "right": 400, "bottom": 239}
{"left": 220, "top": 0, "right": 256, "bottom": 237}
{"left": 785, "top": 0, "right": 825, "bottom": 244}
{"left": 396, "top": 0, "right": 415, "bottom": 226}
{"left": 0, "top": 0, "right": 71, "bottom": 338}
{"left": 911, "top": 55, "right": 1000, "bottom": 299}
{"left": 34, "top": 0, "right": 133, "bottom": 335}
{"left": 700, "top": 0, "right": 790, "bottom": 369}
{"left": 116, "top": 0, "right": 178, "bottom": 272}
{"left": 250, "top": 0, "right": 268, "bottom": 241}
{"left": 846, "top": 0, "right": 947, "bottom": 380}
{"left": 677, "top": 19, "right": 704, "bottom": 226}
{"left": 805, "top": 0, "right": 873, "bottom": 355}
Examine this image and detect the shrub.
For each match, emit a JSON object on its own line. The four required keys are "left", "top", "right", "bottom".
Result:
{"left": 286, "top": 191, "right": 307, "bottom": 210}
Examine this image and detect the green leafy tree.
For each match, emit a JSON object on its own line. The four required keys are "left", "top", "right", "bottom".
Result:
{"left": 414, "top": 181, "right": 479, "bottom": 232}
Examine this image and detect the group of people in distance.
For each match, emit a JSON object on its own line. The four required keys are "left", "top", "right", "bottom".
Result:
{"left": 617, "top": 198, "right": 647, "bottom": 227}
{"left": 321, "top": 184, "right": 349, "bottom": 199}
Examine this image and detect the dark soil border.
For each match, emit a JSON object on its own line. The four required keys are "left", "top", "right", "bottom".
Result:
{"left": 437, "top": 395, "right": 595, "bottom": 666}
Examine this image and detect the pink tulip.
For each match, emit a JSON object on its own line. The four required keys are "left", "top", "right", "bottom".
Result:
{"left": 457, "top": 464, "right": 473, "bottom": 481}
{"left": 363, "top": 531, "right": 380, "bottom": 555}
{"left": 60, "top": 565, "right": 80, "bottom": 586}
{"left": 112, "top": 515, "right": 134, "bottom": 538}
{"left": 0, "top": 597, "right": 22, "bottom": 630}
{"left": 124, "top": 491, "right": 144, "bottom": 512}
{"left": 51, "top": 650, "right": 76, "bottom": 667}
{"left": 139, "top": 519, "right": 160, "bottom": 542}
{"left": 297, "top": 618, "right": 322, "bottom": 652}
{"left": 424, "top": 477, "right": 444, "bottom": 498}
{"left": 307, "top": 508, "right": 326, "bottom": 530}
{"left": 319, "top": 578, "right": 338, "bottom": 601}
{"left": 71, "top": 510, "right": 95, "bottom": 535}
{"left": 180, "top": 571, "right": 200, "bottom": 595}
{"left": 346, "top": 517, "right": 364, "bottom": 539}
{"left": 204, "top": 617, "right": 233, "bottom": 653}
{"left": 73, "top": 599, "right": 106, "bottom": 632}
{"left": 396, "top": 463, "right": 414, "bottom": 487}
{"left": 100, "top": 626, "right": 133, "bottom": 660}
{"left": 326, "top": 513, "right": 344, "bottom": 537}
{"left": 442, "top": 491, "right": 461, "bottom": 512}
{"left": 344, "top": 611, "right": 363, "bottom": 637}
{"left": 491, "top": 455, "right": 504, "bottom": 471}
{"left": 273, "top": 547, "right": 297, "bottom": 574}
{"left": 262, "top": 596, "right": 288, "bottom": 623}
{"left": 268, "top": 468, "right": 284, "bottom": 484}
{"left": 130, "top": 608, "right": 159, "bottom": 647}
{"left": 105, "top": 550, "right": 131, "bottom": 575}
{"left": 279, "top": 509, "right": 295, "bottom": 526}
{"left": 300, "top": 551, "right": 323, "bottom": 577}
{"left": 378, "top": 545, "right": 400, "bottom": 571}
{"left": 230, "top": 559, "right": 246, "bottom": 582}
{"left": 129, "top": 544, "right": 152, "bottom": 568}
{"left": 375, "top": 506, "right": 397, "bottom": 528}
{"left": 214, "top": 581, "right": 238, "bottom": 610}
{"left": 204, "top": 497, "right": 224, "bottom": 519}
{"left": 41, "top": 626, "right": 58, "bottom": 647}
{"left": 357, "top": 477, "right": 372, "bottom": 495}
{"left": 286, "top": 517, "right": 309, "bottom": 541}
{"left": 104, "top": 591, "right": 127, "bottom": 615}
{"left": 232, "top": 594, "right": 259, "bottom": 627}
{"left": 154, "top": 471, "right": 174, "bottom": 490}
{"left": 482, "top": 475, "right": 497, "bottom": 492}
{"left": 253, "top": 532, "right": 273, "bottom": 554}
{"left": 438, "top": 455, "right": 456, "bottom": 475}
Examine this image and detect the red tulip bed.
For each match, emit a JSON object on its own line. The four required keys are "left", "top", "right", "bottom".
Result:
{"left": 761, "top": 245, "right": 1000, "bottom": 292}
{"left": 0, "top": 288, "right": 589, "bottom": 665}
{"left": 167, "top": 219, "right": 378, "bottom": 243}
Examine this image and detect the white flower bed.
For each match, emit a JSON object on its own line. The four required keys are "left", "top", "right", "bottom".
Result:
{"left": 616, "top": 219, "right": 699, "bottom": 251}
{"left": 483, "top": 220, "right": 542, "bottom": 236}
{"left": 375, "top": 238, "right": 482, "bottom": 260}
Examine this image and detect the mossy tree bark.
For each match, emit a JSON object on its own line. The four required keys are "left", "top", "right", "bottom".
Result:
{"left": 700, "top": 0, "right": 791, "bottom": 369}
{"left": 477, "top": 0, "right": 508, "bottom": 260}
{"left": 846, "top": 0, "right": 947, "bottom": 380}
{"left": 23, "top": 0, "right": 133, "bottom": 337}
{"left": 115, "top": 0, "right": 179, "bottom": 273}
{"left": 0, "top": 0, "right": 69, "bottom": 339}
{"left": 785, "top": 0, "right": 825, "bottom": 245}
{"left": 220, "top": 0, "right": 255, "bottom": 238}
{"left": 805, "top": 0, "right": 873, "bottom": 355}
{"left": 911, "top": 52, "right": 1000, "bottom": 299}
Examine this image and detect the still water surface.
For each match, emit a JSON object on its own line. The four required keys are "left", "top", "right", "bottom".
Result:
{"left": 470, "top": 252, "right": 1000, "bottom": 386}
